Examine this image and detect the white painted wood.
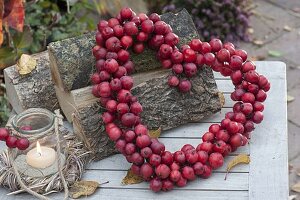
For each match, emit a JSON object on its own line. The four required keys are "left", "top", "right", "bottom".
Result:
{"left": 88, "top": 154, "right": 249, "bottom": 172}
{"left": 248, "top": 61, "right": 288, "bottom": 200}
{"left": 81, "top": 170, "right": 248, "bottom": 190}
{"left": 0, "top": 61, "right": 288, "bottom": 200}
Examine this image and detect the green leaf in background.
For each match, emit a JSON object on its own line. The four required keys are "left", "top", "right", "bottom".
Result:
{"left": 12, "top": 25, "right": 33, "bottom": 49}
{"left": 268, "top": 50, "right": 282, "bottom": 57}
{"left": 0, "top": 47, "right": 17, "bottom": 69}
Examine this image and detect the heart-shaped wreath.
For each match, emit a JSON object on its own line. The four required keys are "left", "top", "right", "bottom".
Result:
{"left": 91, "top": 7, "right": 270, "bottom": 192}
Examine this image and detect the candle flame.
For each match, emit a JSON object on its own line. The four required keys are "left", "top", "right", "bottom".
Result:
{"left": 36, "top": 141, "right": 42, "bottom": 155}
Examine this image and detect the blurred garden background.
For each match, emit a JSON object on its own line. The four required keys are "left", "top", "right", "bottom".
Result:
{"left": 0, "top": 0, "right": 300, "bottom": 198}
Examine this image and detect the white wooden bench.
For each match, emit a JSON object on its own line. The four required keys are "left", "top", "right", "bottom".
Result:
{"left": 0, "top": 61, "right": 288, "bottom": 200}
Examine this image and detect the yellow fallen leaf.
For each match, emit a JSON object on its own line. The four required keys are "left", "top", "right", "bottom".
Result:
{"left": 16, "top": 54, "right": 37, "bottom": 75}
{"left": 225, "top": 154, "right": 250, "bottom": 180}
{"left": 283, "top": 25, "right": 292, "bottom": 32}
{"left": 122, "top": 169, "right": 143, "bottom": 185}
{"left": 218, "top": 92, "right": 225, "bottom": 107}
{"left": 287, "top": 95, "right": 295, "bottom": 103}
{"left": 69, "top": 180, "right": 99, "bottom": 199}
{"left": 149, "top": 127, "right": 161, "bottom": 138}
{"left": 253, "top": 40, "right": 264, "bottom": 46}
{"left": 292, "top": 182, "right": 300, "bottom": 193}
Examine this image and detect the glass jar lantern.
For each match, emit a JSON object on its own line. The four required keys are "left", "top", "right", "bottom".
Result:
{"left": 10, "top": 108, "right": 66, "bottom": 178}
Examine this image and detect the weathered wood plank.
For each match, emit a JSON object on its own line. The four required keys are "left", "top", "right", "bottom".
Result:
{"left": 88, "top": 154, "right": 249, "bottom": 172}
{"left": 81, "top": 189, "right": 248, "bottom": 200}
{"left": 82, "top": 170, "right": 248, "bottom": 190}
{"left": 248, "top": 61, "right": 288, "bottom": 200}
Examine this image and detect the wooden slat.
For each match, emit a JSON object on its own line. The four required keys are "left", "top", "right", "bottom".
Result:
{"left": 248, "top": 61, "right": 288, "bottom": 200}
{"left": 86, "top": 189, "right": 248, "bottom": 200}
{"left": 82, "top": 170, "right": 248, "bottom": 190}
{"left": 88, "top": 154, "right": 249, "bottom": 172}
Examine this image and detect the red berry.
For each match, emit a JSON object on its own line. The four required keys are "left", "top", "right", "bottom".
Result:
{"left": 202, "top": 132, "right": 215, "bottom": 142}
{"left": 136, "top": 32, "right": 148, "bottom": 42}
{"left": 244, "top": 120, "right": 255, "bottom": 132}
{"left": 209, "top": 38, "right": 222, "bottom": 52}
{"left": 120, "top": 7, "right": 133, "bottom": 20}
{"left": 171, "top": 51, "right": 183, "bottom": 64}
{"left": 184, "top": 63, "right": 197, "bottom": 77}
{"left": 131, "top": 152, "right": 144, "bottom": 165}
{"left": 193, "top": 162, "right": 204, "bottom": 175}
{"left": 183, "top": 48, "right": 196, "bottom": 62}
{"left": 102, "top": 112, "right": 114, "bottom": 124}
{"left": 213, "top": 140, "right": 227, "bottom": 153}
{"left": 231, "top": 70, "right": 243, "bottom": 85}
{"left": 252, "top": 111, "right": 264, "bottom": 123}
{"left": 241, "top": 103, "right": 253, "bottom": 115}
{"left": 149, "top": 35, "right": 164, "bottom": 49}
{"left": 131, "top": 164, "right": 140, "bottom": 175}
{"left": 99, "top": 70, "right": 110, "bottom": 81}
{"left": 197, "top": 142, "right": 213, "bottom": 153}
{"left": 135, "top": 124, "right": 148, "bottom": 135}
{"left": 0, "top": 128, "right": 9, "bottom": 141}
{"left": 242, "top": 61, "right": 256, "bottom": 72}
{"left": 209, "top": 152, "right": 224, "bottom": 169}
{"left": 98, "top": 82, "right": 111, "bottom": 97}
{"left": 150, "top": 141, "right": 165, "bottom": 155}
{"left": 125, "top": 143, "right": 136, "bottom": 155}
{"left": 120, "top": 76, "right": 133, "bottom": 90}
{"left": 196, "top": 53, "right": 205, "bottom": 67}
{"left": 170, "top": 162, "right": 180, "bottom": 171}
{"left": 124, "top": 22, "right": 138, "bottom": 36}
{"left": 155, "top": 164, "right": 171, "bottom": 179}
{"left": 165, "top": 32, "right": 179, "bottom": 46}
{"left": 154, "top": 21, "right": 168, "bottom": 35}
{"left": 230, "top": 133, "right": 243, "bottom": 148}
{"left": 115, "top": 139, "right": 126, "bottom": 153}
{"left": 209, "top": 124, "right": 221, "bottom": 134}
{"left": 221, "top": 118, "right": 231, "bottom": 129}
{"left": 113, "top": 25, "right": 124, "bottom": 38}
{"left": 140, "top": 163, "right": 154, "bottom": 180}
{"left": 245, "top": 70, "right": 259, "bottom": 83}
{"left": 141, "top": 147, "right": 153, "bottom": 158}
{"left": 181, "top": 144, "right": 195, "bottom": 153}
{"left": 170, "top": 170, "right": 181, "bottom": 182}
{"left": 227, "top": 121, "right": 239, "bottom": 134}
{"left": 201, "top": 165, "right": 212, "bottom": 179}
{"left": 182, "top": 166, "right": 196, "bottom": 180}
{"left": 201, "top": 42, "right": 212, "bottom": 53}
{"left": 101, "top": 26, "right": 114, "bottom": 39}
{"left": 197, "top": 150, "right": 208, "bottom": 164}
{"left": 217, "top": 48, "right": 230, "bottom": 62}
{"left": 120, "top": 36, "right": 133, "bottom": 48}
{"left": 161, "top": 59, "right": 172, "bottom": 69}
{"left": 106, "top": 100, "right": 117, "bottom": 113}
{"left": 150, "top": 178, "right": 162, "bottom": 192}
{"left": 216, "top": 130, "right": 230, "bottom": 142}
{"left": 176, "top": 176, "right": 187, "bottom": 187}
{"left": 97, "top": 20, "right": 108, "bottom": 32}
{"left": 189, "top": 39, "right": 202, "bottom": 51}
{"left": 253, "top": 101, "right": 264, "bottom": 112}
{"left": 235, "top": 49, "right": 247, "bottom": 62}
{"left": 229, "top": 55, "right": 243, "bottom": 70}
{"left": 241, "top": 92, "right": 256, "bottom": 104}
{"left": 6, "top": 136, "right": 17, "bottom": 148}
{"left": 161, "top": 151, "right": 173, "bottom": 165}
{"left": 133, "top": 43, "right": 144, "bottom": 54}
{"left": 117, "top": 89, "right": 132, "bottom": 103}
{"left": 110, "top": 78, "right": 122, "bottom": 91}
{"left": 178, "top": 80, "right": 192, "bottom": 93}
{"left": 121, "top": 113, "right": 137, "bottom": 127}
{"left": 173, "top": 151, "right": 186, "bottom": 164}
{"left": 149, "top": 154, "right": 161, "bottom": 167}
{"left": 159, "top": 44, "right": 173, "bottom": 59}
{"left": 172, "top": 64, "right": 183, "bottom": 74}
{"left": 138, "top": 13, "right": 148, "bottom": 22}
{"left": 149, "top": 13, "right": 161, "bottom": 22}
{"left": 256, "top": 89, "right": 267, "bottom": 102}
{"left": 185, "top": 149, "right": 199, "bottom": 164}
{"left": 16, "top": 138, "right": 30, "bottom": 150}
{"left": 136, "top": 134, "right": 151, "bottom": 148}
{"left": 234, "top": 112, "right": 246, "bottom": 123}
{"left": 123, "top": 61, "right": 134, "bottom": 74}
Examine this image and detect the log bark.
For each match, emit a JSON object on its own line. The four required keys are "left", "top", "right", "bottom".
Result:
{"left": 4, "top": 52, "right": 59, "bottom": 113}
{"left": 72, "top": 67, "right": 222, "bottom": 161}
{"left": 48, "top": 9, "right": 223, "bottom": 160}
{"left": 47, "top": 9, "right": 200, "bottom": 92}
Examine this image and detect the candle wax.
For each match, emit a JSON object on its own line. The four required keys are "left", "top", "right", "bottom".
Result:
{"left": 26, "top": 146, "right": 56, "bottom": 169}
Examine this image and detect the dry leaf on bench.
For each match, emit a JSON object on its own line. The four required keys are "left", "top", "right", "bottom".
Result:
{"left": 253, "top": 40, "right": 264, "bottom": 46}
{"left": 289, "top": 195, "right": 297, "bottom": 200}
{"left": 284, "top": 25, "right": 292, "bottom": 32}
{"left": 292, "top": 182, "right": 300, "bottom": 193}
{"left": 122, "top": 169, "right": 143, "bottom": 185}
{"left": 218, "top": 92, "right": 225, "bottom": 107}
{"left": 149, "top": 127, "right": 161, "bottom": 138}
{"left": 287, "top": 95, "right": 295, "bottom": 103}
{"left": 69, "top": 180, "right": 99, "bottom": 199}
{"left": 268, "top": 50, "right": 282, "bottom": 57}
{"left": 225, "top": 154, "right": 250, "bottom": 180}
{"left": 16, "top": 54, "right": 37, "bottom": 75}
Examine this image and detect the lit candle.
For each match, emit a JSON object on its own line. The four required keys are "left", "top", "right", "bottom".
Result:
{"left": 26, "top": 141, "right": 56, "bottom": 169}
